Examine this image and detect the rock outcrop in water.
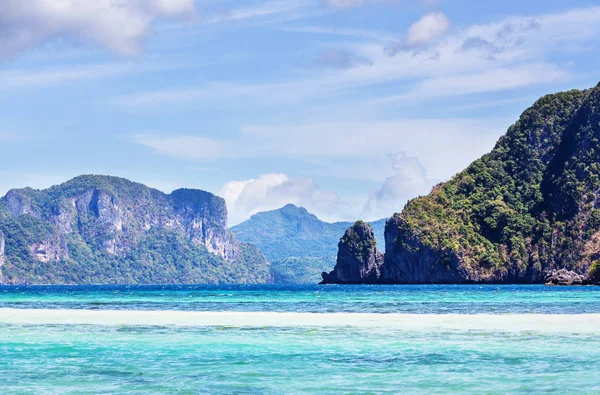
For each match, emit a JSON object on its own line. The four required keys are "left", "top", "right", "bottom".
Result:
{"left": 0, "top": 175, "right": 270, "bottom": 284}
{"left": 544, "top": 269, "right": 588, "bottom": 286}
{"left": 321, "top": 221, "right": 383, "bottom": 284}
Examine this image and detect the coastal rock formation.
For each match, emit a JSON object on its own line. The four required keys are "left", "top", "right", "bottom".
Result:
{"left": 381, "top": 214, "right": 469, "bottom": 283}
{"left": 379, "top": 83, "right": 600, "bottom": 284}
{"left": 321, "top": 221, "right": 383, "bottom": 284}
{"left": 544, "top": 269, "right": 587, "bottom": 286}
{"left": 0, "top": 175, "right": 270, "bottom": 284}
{"left": 321, "top": 83, "right": 600, "bottom": 285}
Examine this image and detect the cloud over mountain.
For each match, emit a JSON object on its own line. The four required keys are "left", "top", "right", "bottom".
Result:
{"left": 220, "top": 174, "right": 342, "bottom": 225}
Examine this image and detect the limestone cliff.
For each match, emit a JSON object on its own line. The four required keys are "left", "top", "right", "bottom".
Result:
{"left": 321, "top": 221, "right": 383, "bottom": 284}
{"left": 0, "top": 175, "right": 270, "bottom": 284}
{"left": 0, "top": 230, "right": 5, "bottom": 268}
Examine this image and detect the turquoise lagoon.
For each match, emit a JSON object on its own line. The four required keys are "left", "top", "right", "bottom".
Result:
{"left": 1, "top": 285, "right": 599, "bottom": 394}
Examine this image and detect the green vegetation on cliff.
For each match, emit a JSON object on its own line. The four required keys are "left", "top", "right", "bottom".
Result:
{"left": 385, "top": 84, "right": 600, "bottom": 282}
{"left": 0, "top": 175, "right": 270, "bottom": 284}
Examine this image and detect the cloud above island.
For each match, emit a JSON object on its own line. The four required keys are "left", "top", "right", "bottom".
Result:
{"left": 219, "top": 173, "right": 343, "bottom": 225}
{"left": 387, "top": 11, "right": 450, "bottom": 54}
{"left": 363, "top": 152, "right": 434, "bottom": 219}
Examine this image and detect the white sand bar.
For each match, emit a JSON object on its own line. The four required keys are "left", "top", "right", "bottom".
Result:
{"left": 1, "top": 309, "right": 600, "bottom": 333}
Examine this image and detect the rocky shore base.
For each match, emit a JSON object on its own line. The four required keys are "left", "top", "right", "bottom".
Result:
{"left": 544, "top": 269, "right": 591, "bottom": 286}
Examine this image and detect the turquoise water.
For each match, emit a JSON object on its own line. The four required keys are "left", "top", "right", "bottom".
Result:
{"left": 1, "top": 285, "right": 600, "bottom": 394}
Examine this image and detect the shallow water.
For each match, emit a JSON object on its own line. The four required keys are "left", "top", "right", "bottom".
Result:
{"left": 1, "top": 285, "right": 599, "bottom": 394}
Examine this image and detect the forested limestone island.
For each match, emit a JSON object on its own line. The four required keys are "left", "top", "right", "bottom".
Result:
{"left": 0, "top": 175, "right": 270, "bottom": 284}
{"left": 320, "top": 221, "right": 383, "bottom": 284}
{"left": 323, "top": 83, "right": 600, "bottom": 285}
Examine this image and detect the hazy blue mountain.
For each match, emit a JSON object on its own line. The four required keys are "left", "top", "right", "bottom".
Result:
{"left": 231, "top": 204, "right": 386, "bottom": 283}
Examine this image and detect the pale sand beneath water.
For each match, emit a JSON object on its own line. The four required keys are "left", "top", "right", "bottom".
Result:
{"left": 0, "top": 308, "right": 599, "bottom": 333}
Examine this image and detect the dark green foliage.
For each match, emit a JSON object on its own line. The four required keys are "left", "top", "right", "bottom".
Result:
{"left": 388, "top": 85, "right": 600, "bottom": 280}
{"left": 588, "top": 260, "right": 600, "bottom": 282}
{"left": 0, "top": 215, "right": 53, "bottom": 267}
{"left": 232, "top": 204, "right": 385, "bottom": 283}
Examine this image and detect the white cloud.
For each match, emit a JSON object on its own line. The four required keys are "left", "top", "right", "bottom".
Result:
{"left": 363, "top": 152, "right": 433, "bottom": 219}
{"left": 386, "top": 11, "right": 450, "bottom": 54}
{"left": 219, "top": 173, "right": 343, "bottom": 225}
{"left": 405, "top": 11, "right": 450, "bottom": 46}
{"left": 0, "top": 0, "right": 196, "bottom": 58}
{"left": 220, "top": 153, "right": 440, "bottom": 224}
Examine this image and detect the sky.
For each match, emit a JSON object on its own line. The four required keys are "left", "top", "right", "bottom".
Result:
{"left": 0, "top": 0, "right": 599, "bottom": 225}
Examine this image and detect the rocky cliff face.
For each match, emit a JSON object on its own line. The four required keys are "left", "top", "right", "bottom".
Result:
{"left": 380, "top": 83, "right": 600, "bottom": 283}
{"left": 0, "top": 230, "right": 5, "bottom": 268}
{"left": 321, "top": 221, "right": 383, "bottom": 284}
{"left": 0, "top": 175, "right": 270, "bottom": 284}
{"left": 381, "top": 214, "right": 468, "bottom": 283}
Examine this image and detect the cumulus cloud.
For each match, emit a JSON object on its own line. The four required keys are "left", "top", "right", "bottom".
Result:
{"left": 219, "top": 173, "right": 342, "bottom": 225}
{"left": 220, "top": 153, "right": 437, "bottom": 224}
{"left": 363, "top": 152, "right": 434, "bottom": 219}
{"left": 387, "top": 11, "right": 450, "bottom": 55}
{"left": 406, "top": 12, "right": 450, "bottom": 46}
{"left": 0, "top": 0, "right": 196, "bottom": 58}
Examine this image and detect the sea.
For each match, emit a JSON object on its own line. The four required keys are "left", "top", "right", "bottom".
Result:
{"left": 1, "top": 284, "right": 599, "bottom": 394}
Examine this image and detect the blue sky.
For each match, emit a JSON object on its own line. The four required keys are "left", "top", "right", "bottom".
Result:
{"left": 1, "top": 0, "right": 599, "bottom": 224}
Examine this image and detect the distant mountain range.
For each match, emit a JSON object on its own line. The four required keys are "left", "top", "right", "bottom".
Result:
{"left": 231, "top": 204, "right": 386, "bottom": 283}
{"left": 0, "top": 174, "right": 384, "bottom": 285}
